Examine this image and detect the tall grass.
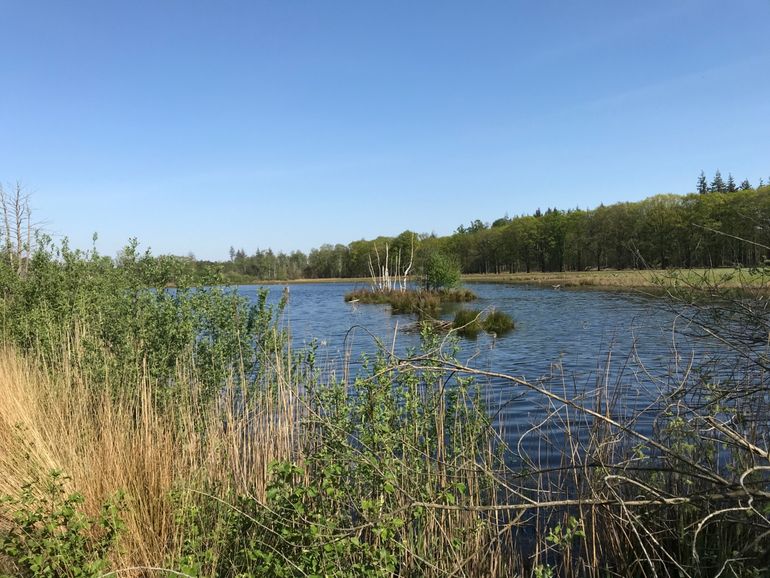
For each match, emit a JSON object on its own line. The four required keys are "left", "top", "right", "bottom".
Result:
{"left": 0, "top": 337, "right": 301, "bottom": 573}
{"left": 0, "top": 295, "right": 516, "bottom": 576}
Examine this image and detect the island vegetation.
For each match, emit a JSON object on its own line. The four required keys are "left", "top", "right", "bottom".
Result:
{"left": 0, "top": 184, "right": 769, "bottom": 577}
{"left": 343, "top": 246, "right": 477, "bottom": 314}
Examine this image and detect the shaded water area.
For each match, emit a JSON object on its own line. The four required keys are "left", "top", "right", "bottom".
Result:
{"left": 238, "top": 282, "right": 731, "bottom": 465}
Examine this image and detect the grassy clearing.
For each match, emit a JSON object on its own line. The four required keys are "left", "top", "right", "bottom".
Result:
{"left": 222, "top": 268, "right": 766, "bottom": 293}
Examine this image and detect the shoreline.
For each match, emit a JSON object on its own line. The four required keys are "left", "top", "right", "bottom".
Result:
{"left": 220, "top": 268, "right": 757, "bottom": 291}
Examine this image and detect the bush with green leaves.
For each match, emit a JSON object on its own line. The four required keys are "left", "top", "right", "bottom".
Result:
{"left": 168, "top": 329, "right": 506, "bottom": 577}
{"left": 0, "top": 236, "right": 286, "bottom": 402}
{"left": 0, "top": 471, "right": 123, "bottom": 578}
{"left": 423, "top": 252, "right": 461, "bottom": 291}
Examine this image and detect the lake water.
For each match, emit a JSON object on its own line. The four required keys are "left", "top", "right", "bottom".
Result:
{"left": 236, "top": 282, "right": 728, "bottom": 462}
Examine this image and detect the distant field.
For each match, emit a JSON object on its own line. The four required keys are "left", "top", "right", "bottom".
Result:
{"left": 461, "top": 268, "right": 764, "bottom": 289}
{"left": 222, "top": 268, "right": 766, "bottom": 290}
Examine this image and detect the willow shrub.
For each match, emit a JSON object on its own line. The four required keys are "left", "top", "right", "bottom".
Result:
{"left": 172, "top": 329, "right": 509, "bottom": 577}
{"left": 0, "top": 236, "right": 285, "bottom": 402}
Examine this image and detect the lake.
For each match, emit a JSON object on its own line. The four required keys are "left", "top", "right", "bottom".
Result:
{"left": 236, "top": 282, "right": 729, "bottom": 463}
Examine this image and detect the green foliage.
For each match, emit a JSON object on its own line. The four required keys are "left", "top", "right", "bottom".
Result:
{"left": 423, "top": 252, "right": 461, "bottom": 290}
{"left": 710, "top": 169, "right": 725, "bottom": 193}
{"left": 697, "top": 171, "right": 708, "bottom": 194}
{"left": 0, "top": 236, "right": 285, "bottom": 403}
{"left": 231, "top": 462, "right": 398, "bottom": 578}
{"left": 171, "top": 333, "right": 502, "bottom": 577}
{"left": 0, "top": 471, "right": 123, "bottom": 578}
{"left": 545, "top": 516, "right": 585, "bottom": 548}
{"left": 186, "top": 175, "right": 770, "bottom": 278}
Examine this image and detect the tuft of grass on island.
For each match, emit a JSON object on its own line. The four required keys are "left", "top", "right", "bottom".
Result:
{"left": 344, "top": 287, "right": 477, "bottom": 313}
{"left": 450, "top": 308, "right": 515, "bottom": 338}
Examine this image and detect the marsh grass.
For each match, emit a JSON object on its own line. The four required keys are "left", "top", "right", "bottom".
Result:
{"left": 451, "top": 309, "right": 514, "bottom": 338}
{"left": 0, "top": 325, "right": 515, "bottom": 577}
{"left": 345, "top": 287, "right": 477, "bottom": 314}
{"left": 481, "top": 310, "right": 514, "bottom": 334}
{"left": 2, "top": 324, "right": 770, "bottom": 577}
{"left": 462, "top": 267, "right": 763, "bottom": 291}
{"left": 452, "top": 309, "right": 483, "bottom": 337}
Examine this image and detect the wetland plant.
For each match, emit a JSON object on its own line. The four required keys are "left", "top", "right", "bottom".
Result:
{"left": 452, "top": 308, "right": 483, "bottom": 337}
{"left": 482, "top": 309, "right": 515, "bottom": 334}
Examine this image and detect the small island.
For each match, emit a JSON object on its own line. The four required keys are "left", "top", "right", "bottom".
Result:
{"left": 344, "top": 247, "right": 516, "bottom": 335}
{"left": 344, "top": 249, "right": 477, "bottom": 313}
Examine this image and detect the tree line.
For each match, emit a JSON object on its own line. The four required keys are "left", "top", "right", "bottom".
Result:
{"left": 7, "top": 176, "right": 768, "bottom": 281}
{"left": 202, "top": 177, "right": 770, "bottom": 280}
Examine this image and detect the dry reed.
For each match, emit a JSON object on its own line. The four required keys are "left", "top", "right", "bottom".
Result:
{"left": 0, "top": 337, "right": 300, "bottom": 572}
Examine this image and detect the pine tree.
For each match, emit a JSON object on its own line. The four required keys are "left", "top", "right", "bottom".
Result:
{"left": 726, "top": 173, "right": 737, "bottom": 192}
{"left": 740, "top": 179, "right": 752, "bottom": 190}
{"left": 710, "top": 170, "right": 725, "bottom": 193}
{"left": 697, "top": 171, "right": 708, "bottom": 194}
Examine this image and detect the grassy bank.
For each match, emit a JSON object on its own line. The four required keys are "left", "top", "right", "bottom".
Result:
{"left": 1, "top": 243, "right": 769, "bottom": 577}
{"left": 217, "top": 268, "right": 764, "bottom": 294}
{"left": 462, "top": 267, "right": 767, "bottom": 290}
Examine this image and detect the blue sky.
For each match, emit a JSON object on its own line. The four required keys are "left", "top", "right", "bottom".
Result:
{"left": 2, "top": 1, "right": 769, "bottom": 259}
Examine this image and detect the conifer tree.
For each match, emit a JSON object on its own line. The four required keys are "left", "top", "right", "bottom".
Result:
{"left": 740, "top": 179, "right": 751, "bottom": 190}
{"left": 710, "top": 170, "right": 725, "bottom": 193}
{"left": 726, "top": 173, "right": 737, "bottom": 192}
{"left": 697, "top": 171, "right": 708, "bottom": 194}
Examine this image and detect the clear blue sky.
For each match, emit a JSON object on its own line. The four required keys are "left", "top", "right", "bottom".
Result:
{"left": 2, "top": 1, "right": 769, "bottom": 260}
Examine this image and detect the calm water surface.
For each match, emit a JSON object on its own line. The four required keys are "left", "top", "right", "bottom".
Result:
{"left": 237, "top": 283, "right": 726, "bottom": 460}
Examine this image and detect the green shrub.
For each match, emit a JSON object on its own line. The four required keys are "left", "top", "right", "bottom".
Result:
{"left": 0, "top": 237, "right": 286, "bottom": 403}
{"left": 0, "top": 471, "right": 123, "bottom": 578}
{"left": 423, "top": 252, "right": 461, "bottom": 290}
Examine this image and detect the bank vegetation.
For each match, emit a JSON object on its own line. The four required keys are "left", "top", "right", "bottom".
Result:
{"left": 0, "top": 189, "right": 768, "bottom": 577}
